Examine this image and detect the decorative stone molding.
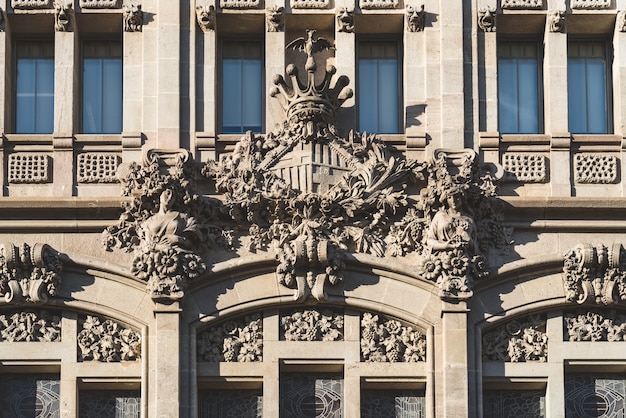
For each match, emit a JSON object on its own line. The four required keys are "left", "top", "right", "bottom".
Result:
{"left": 281, "top": 309, "right": 343, "bottom": 341}
{"left": 478, "top": 6, "right": 496, "bottom": 32}
{"left": 266, "top": 6, "right": 284, "bottom": 32}
{"left": 501, "top": 0, "right": 542, "bottom": 8}
{"left": 482, "top": 315, "right": 547, "bottom": 362}
{"left": 79, "top": 0, "right": 119, "bottom": 8}
{"left": 0, "top": 310, "right": 61, "bottom": 342}
{"left": 54, "top": 1, "right": 73, "bottom": 32}
{"left": 196, "top": 5, "right": 216, "bottom": 32}
{"left": 220, "top": 0, "right": 260, "bottom": 9}
{"left": 0, "top": 243, "right": 62, "bottom": 304}
{"left": 359, "top": 0, "right": 398, "bottom": 9}
{"left": 406, "top": 5, "right": 425, "bottom": 32}
{"left": 571, "top": 0, "right": 610, "bottom": 8}
{"left": 503, "top": 153, "right": 547, "bottom": 183}
{"left": 361, "top": 313, "right": 426, "bottom": 362}
{"left": 618, "top": 11, "right": 626, "bottom": 32}
{"left": 574, "top": 154, "right": 618, "bottom": 184}
{"left": 8, "top": 153, "right": 50, "bottom": 184}
{"left": 77, "top": 315, "right": 141, "bottom": 362}
{"left": 548, "top": 10, "right": 565, "bottom": 33}
{"left": 197, "top": 314, "right": 263, "bottom": 362}
{"left": 336, "top": 8, "right": 354, "bottom": 33}
{"left": 123, "top": 3, "right": 142, "bottom": 32}
{"left": 77, "top": 153, "right": 121, "bottom": 183}
{"left": 291, "top": 0, "right": 328, "bottom": 8}
{"left": 0, "top": 7, "right": 5, "bottom": 31}
{"left": 11, "top": 0, "right": 51, "bottom": 9}
{"left": 565, "top": 310, "right": 626, "bottom": 341}
{"left": 563, "top": 243, "right": 626, "bottom": 305}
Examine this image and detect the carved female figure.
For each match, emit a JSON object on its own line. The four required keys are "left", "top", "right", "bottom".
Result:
{"left": 426, "top": 187, "right": 477, "bottom": 254}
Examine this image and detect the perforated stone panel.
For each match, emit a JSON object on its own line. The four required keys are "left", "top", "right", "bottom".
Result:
{"left": 571, "top": 0, "right": 610, "bottom": 8}
{"left": 79, "top": 0, "right": 120, "bottom": 8}
{"left": 503, "top": 153, "right": 547, "bottom": 183}
{"left": 500, "top": 0, "right": 543, "bottom": 8}
{"left": 77, "top": 153, "right": 121, "bottom": 183}
{"left": 359, "top": 0, "right": 398, "bottom": 9}
{"left": 8, "top": 153, "right": 50, "bottom": 184}
{"left": 220, "top": 0, "right": 260, "bottom": 9}
{"left": 574, "top": 154, "right": 618, "bottom": 184}
{"left": 11, "top": 0, "right": 51, "bottom": 8}
{"left": 291, "top": 0, "right": 329, "bottom": 8}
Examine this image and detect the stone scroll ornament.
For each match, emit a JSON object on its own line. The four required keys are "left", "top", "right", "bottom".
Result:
{"left": 203, "top": 30, "right": 510, "bottom": 302}
{"left": 0, "top": 243, "right": 62, "bottom": 304}
{"left": 562, "top": 243, "right": 626, "bottom": 305}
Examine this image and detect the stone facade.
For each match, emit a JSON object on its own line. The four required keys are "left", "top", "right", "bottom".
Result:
{"left": 0, "top": 1, "right": 626, "bottom": 417}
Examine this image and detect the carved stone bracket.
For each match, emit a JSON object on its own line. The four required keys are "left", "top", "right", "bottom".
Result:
{"left": 266, "top": 6, "right": 284, "bottom": 32}
{"left": 563, "top": 243, "right": 626, "bottom": 305}
{"left": 406, "top": 5, "right": 425, "bottom": 32}
{"left": 336, "top": 8, "right": 354, "bottom": 33}
{"left": 548, "top": 10, "right": 565, "bottom": 33}
{"left": 482, "top": 315, "right": 547, "bottom": 362}
{"left": 0, "top": 243, "right": 62, "bottom": 304}
{"left": 77, "top": 315, "right": 141, "bottom": 362}
{"left": 196, "top": 5, "right": 216, "bottom": 32}
{"left": 123, "top": 3, "right": 143, "bottom": 32}
{"left": 478, "top": 6, "right": 496, "bottom": 32}
{"left": 197, "top": 314, "right": 263, "bottom": 362}
{"left": 54, "top": 1, "right": 73, "bottom": 32}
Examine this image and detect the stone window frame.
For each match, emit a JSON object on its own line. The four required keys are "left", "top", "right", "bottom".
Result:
{"left": 194, "top": 307, "right": 434, "bottom": 417}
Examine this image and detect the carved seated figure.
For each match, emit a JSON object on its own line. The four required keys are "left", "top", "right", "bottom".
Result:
{"left": 426, "top": 186, "right": 477, "bottom": 255}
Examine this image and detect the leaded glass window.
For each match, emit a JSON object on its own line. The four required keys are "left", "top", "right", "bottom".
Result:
{"left": 15, "top": 42, "right": 54, "bottom": 134}
{"left": 361, "top": 389, "right": 425, "bottom": 418}
{"left": 0, "top": 374, "right": 60, "bottom": 418}
{"left": 483, "top": 389, "right": 545, "bottom": 418}
{"left": 198, "top": 389, "right": 262, "bottom": 418}
{"left": 79, "top": 390, "right": 140, "bottom": 418}
{"left": 280, "top": 373, "right": 343, "bottom": 418}
{"left": 565, "top": 374, "right": 626, "bottom": 418}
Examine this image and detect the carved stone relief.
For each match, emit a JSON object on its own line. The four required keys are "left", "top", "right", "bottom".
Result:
{"left": 359, "top": 0, "right": 398, "bottom": 9}
{"left": 220, "top": 0, "right": 260, "bottom": 9}
{"left": 79, "top": 0, "right": 119, "bottom": 8}
{"left": 197, "top": 314, "right": 263, "bottom": 362}
{"left": 478, "top": 6, "right": 496, "bottom": 32}
{"left": 281, "top": 309, "right": 343, "bottom": 341}
{"left": 0, "top": 243, "right": 62, "bottom": 304}
{"left": 8, "top": 153, "right": 50, "bottom": 184}
{"left": 503, "top": 153, "right": 547, "bottom": 183}
{"left": 565, "top": 310, "right": 626, "bottom": 341}
{"left": 563, "top": 243, "right": 626, "bottom": 305}
{"left": 11, "top": 0, "right": 51, "bottom": 9}
{"left": 336, "top": 8, "right": 354, "bottom": 33}
{"left": 291, "top": 0, "right": 329, "bottom": 8}
{"left": 618, "top": 11, "right": 626, "bottom": 32}
{"left": 548, "top": 10, "right": 565, "bottom": 33}
{"left": 77, "top": 315, "right": 141, "bottom": 362}
{"left": 196, "top": 5, "right": 216, "bottom": 32}
{"left": 574, "top": 154, "right": 618, "bottom": 184}
{"left": 123, "top": 3, "right": 143, "bottom": 32}
{"left": 0, "top": 310, "right": 61, "bottom": 342}
{"left": 361, "top": 313, "right": 426, "bottom": 362}
{"left": 406, "top": 5, "right": 425, "bottom": 32}
{"left": 266, "top": 6, "right": 284, "bottom": 32}
{"left": 571, "top": 0, "right": 610, "bottom": 8}
{"left": 501, "top": 0, "right": 543, "bottom": 8}
{"left": 482, "top": 315, "right": 547, "bottom": 362}
{"left": 54, "top": 1, "right": 73, "bottom": 32}
{"left": 77, "top": 153, "right": 121, "bottom": 183}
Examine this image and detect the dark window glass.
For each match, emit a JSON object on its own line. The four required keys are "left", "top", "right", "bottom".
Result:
{"left": 280, "top": 373, "right": 343, "bottom": 418}
{"left": 565, "top": 374, "right": 626, "bottom": 418}
{"left": 0, "top": 374, "right": 61, "bottom": 418}
{"left": 79, "top": 390, "right": 140, "bottom": 418}
{"left": 361, "top": 389, "right": 425, "bottom": 418}
{"left": 198, "top": 389, "right": 262, "bottom": 418}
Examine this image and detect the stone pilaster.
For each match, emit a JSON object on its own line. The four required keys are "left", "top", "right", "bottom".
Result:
{"left": 153, "top": 303, "right": 182, "bottom": 417}
{"left": 440, "top": 302, "right": 469, "bottom": 417}
{"left": 404, "top": 7, "right": 426, "bottom": 160}
{"left": 335, "top": 0, "right": 356, "bottom": 133}
{"left": 266, "top": 0, "right": 285, "bottom": 133}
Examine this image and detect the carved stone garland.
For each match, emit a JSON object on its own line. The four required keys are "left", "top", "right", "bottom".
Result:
{"left": 0, "top": 243, "right": 62, "bottom": 304}
{"left": 281, "top": 308, "right": 343, "bottom": 341}
{"left": 361, "top": 312, "right": 425, "bottom": 362}
{"left": 482, "top": 315, "right": 547, "bottom": 362}
{"left": 0, "top": 310, "right": 61, "bottom": 342}
{"left": 562, "top": 243, "right": 626, "bottom": 306}
{"left": 197, "top": 314, "right": 263, "bottom": 362}
{"left": 564, "top": 309, "right": 626, "bottom": 342}
{"left": 77, "top": 315, "right": 141, "bottom": 362}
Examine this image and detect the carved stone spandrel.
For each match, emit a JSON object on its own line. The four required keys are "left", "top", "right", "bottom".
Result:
{"left": 77, "top": 315, "right": 141, "bottom": 362}
{"left": 361, "top": 313, "right": 426, "bottom": 362}
{"left": 197, "top": 314, "right": 263, "bottom": 362}
{"left": 482, "top": 315, "right": 547, "bottom": 362}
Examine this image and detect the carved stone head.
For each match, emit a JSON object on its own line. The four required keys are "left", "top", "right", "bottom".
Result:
{"left": 406, "top": 5, "right": 425, "bottom": 32}
{"left": 548, "top": 10, "right": 565, "bottom": 33}
{"left": 477, "top": 6, "right": 495, "bottom": 32}
{"left": 266, "top": 5, "right": 284, "bottom": 32}
{"left": 196, "top": 5, "right": 216, "bottom": 32}
{"left": 124, "top": 3, "right": 143, "bottom": 32}
{"left": 336, "top": 7, "right": 354, "bottom": 33}
{"left": 54, "top": 1, "right": 72, "bottom": 32}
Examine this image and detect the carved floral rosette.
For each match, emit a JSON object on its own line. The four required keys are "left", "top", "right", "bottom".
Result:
{"left": 77, "top": 315, "right": 141, "bottom": 362}
{"left": 562, "top": 243, "right": 626, "bottom": 305}
{"left": 281, "top": 308, "right": 343, "bottom": 341}
{"left": 0, "top": 310, "right": 61, "bottom": 342}
{"left": 564, "top": 309, "right": 626, "bottom": 342}
{"left": 360, "top": 312, "right": 425, "bottom": 362}
{"left": 0, "top": 243, "right": 62, "bottom": 304}
{"left": 482, "top": 315, "right": 547, "bottom": 362}
{"left": 197, "top": 314, "right": 263, "bottom": 362}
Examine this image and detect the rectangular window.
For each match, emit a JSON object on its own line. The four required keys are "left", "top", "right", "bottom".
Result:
{"left": 198, "top": 389, "right": 262, "bottom": 418}
{"left": 1, "top": 374, "right": 61, "bottom": 417}
{"left": 498, "top": 41, "right": 542, "bottom": 134}
{"left": 79, "top": 390, "right": 140, "bottom": 418}
{"left": 565, "top": 374, "right": 626, "bottom": 417}
{"left": 15, "top": 42, "right": 54, "bottom": 134}
{"left": 484, "top": 389, "right": 545, "bottom": 418}
{"left": 280, "top": 373, "right": 343, "bottom": 418}
{"left": 361, "top": 389, "right": 425, "bottom": 417}
{"left": 82, "top": 40, "right": 123, "bottom": 134}
{"left": 358, "top": 41, "right": 400, "bottom": 134}
{"left": 221, "top": 41, "right": 263, "bottom": 134}
{"left": 568, "top": 41, "right": 612, "bottom": 134}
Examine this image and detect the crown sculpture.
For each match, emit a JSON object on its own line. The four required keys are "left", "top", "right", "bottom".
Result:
{"left": 104, "top": 30, "right": 510, "bottom": 303}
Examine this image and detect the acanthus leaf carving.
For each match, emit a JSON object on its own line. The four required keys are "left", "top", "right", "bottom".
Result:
{"left": 482, "top": 315, "right": 547, "bottom": 362}
{"left": 360, "top": 312, "right": 426, "bottom": 362}
{"left": 0, "top": 243, "right": 63, "bottom": 304}
{"left": 0, "top": 310, "right": 61, "bottom": 342}
{"left": 197, "top": 314, "right": 263, "bottom": 362}
{"left": 77, "top": 315, "right": 141, "bottom": 362}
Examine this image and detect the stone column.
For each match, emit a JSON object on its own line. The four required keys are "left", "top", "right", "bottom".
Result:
{"left": 53, "top": 14, "right": 77, "bottom": 197}
{"left": 404, "top": 7, "right": 426, "bottom": 161}
{"left": 153, "top": 302, "right": 182, "bottom": 417}
{"left": 335, "top": 1, "right": 356, "bottom": 133}
{"left": 544, "top": 9, "right": 571, "bottom": 196}
{"left": 440, "top": 302, "right": 469, "bottom": 418}
{"left": 265, "top": 0, "right": 286, "bottom": 133}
